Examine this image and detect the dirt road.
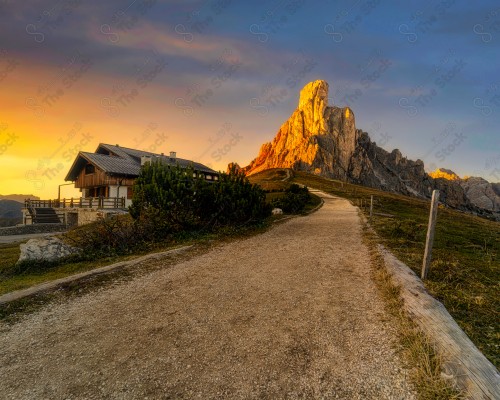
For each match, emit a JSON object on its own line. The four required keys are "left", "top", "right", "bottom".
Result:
{"left": 0, "top": 193, "right": 415, "bottom": 399}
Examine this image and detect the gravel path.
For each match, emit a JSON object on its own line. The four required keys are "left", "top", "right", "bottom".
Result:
{"left": 0, "top": 193, "right": 416, "bottom": 399}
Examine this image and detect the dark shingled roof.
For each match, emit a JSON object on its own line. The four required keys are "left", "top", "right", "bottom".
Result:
{"left": 83, "top": 152, "right": 142, "bottom": 176}
{"left": 65, "top": 144, "right": 218, "bottom": 181}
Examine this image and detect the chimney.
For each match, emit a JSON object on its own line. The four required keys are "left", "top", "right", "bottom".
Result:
{"left": 170, "top": 151, "right": 176, "bottom": 159}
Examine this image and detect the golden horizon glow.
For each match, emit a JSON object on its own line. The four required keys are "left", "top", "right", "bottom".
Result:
{"left": 0, "top": 62, "right": 259, "bottom": 199}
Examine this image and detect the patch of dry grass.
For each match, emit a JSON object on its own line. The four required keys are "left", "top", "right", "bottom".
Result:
{"left": 363, "top": 223, "right": 464, "bottom": 400}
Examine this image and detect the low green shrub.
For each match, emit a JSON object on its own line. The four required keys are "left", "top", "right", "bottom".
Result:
{"left": 271, "top": 184, "right": 311, "bottom": 213}
{"left": 63, "top": 214, "right": 149, "bottom": 257}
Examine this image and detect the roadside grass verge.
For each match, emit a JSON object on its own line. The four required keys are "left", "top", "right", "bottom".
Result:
{"left": 364, "top": 224, "right": 463, "bottom": 399}
{"left": 0, "top": 242, "right": 21, "bottom": 277}
{"left": 248, "top": 169, "right": 500, "bottom": 368}
{"left": 1, "top": 250, "right": 144, "bottom": 296}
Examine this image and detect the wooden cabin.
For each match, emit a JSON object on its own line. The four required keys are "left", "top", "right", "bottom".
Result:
{"left": 65, "top": 143, "right": 219, "bottom": 208}
{"left": 23, "top": 144, "right": 219, "bottom": 226}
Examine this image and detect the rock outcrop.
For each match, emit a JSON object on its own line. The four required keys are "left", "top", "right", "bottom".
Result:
{"left": 429, "top": 168, "right": 500, "bottom": 212}
{"left": 492, "top": 183, "right": 500, "bottom": 197}
{"left": 460, "top": 177, "right": 500, "bottom": 212}
{"left": 239, "top": 80, "right": 499, "bottom": 220}
{"left": 17, "top": 236, "right": 81, "bottom": 265}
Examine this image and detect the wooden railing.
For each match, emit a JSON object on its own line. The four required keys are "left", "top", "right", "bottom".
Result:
{"left": 25, "top": 197, "right": 127, "bottom": 209}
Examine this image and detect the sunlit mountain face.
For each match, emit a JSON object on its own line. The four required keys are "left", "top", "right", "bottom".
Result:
{"left": 429, "top": 169, "right": 461, "bottom": 181}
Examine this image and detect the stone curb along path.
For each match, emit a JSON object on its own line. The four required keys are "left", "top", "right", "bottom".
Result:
{"left": 0, "top": 245, "right": 193, "bottom": 305}
{"left": 377, "top": 244, "right": 500, "bottom": 399}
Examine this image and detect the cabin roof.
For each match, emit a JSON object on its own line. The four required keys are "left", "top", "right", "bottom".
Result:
{"left": 65, "top": 143, "right": 217, "bottom": 181}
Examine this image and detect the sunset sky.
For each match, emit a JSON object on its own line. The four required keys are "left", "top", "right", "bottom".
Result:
{"left": 1, "top": 0, "right": 499, "bottom": 199}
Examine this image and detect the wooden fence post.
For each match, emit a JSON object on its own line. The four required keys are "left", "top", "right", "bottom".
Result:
{"left": 370, "top": 195, "right": 373, "bottom": 220}
{"left": 422, "top": 190, "right": 440, "bottom": 280}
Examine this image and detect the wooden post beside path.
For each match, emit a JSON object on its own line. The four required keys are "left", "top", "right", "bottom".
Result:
{"left": 422, "top": 190, "right": 440, "bottom": 280}
{"left": 369, "top": 195, "right": 373, "bottom": 220}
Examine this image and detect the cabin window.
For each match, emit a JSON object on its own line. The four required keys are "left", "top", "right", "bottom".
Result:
{"left": 206, "top": 175, "right": 212, "bottom": 180}
{"left": 85, "top": 164, "right": 95, "bottom": 175}
{"left": 127, "top": 187, "right": 133, "bottom": 199}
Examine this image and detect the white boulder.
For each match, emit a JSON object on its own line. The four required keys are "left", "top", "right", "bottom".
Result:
{"left": 17, "top": 236, "right": 81, "bottom": 265}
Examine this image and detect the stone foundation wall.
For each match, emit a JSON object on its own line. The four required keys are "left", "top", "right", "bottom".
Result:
{"left": 74, "top": 209, "right": 129, "bottom": 226}
{"left": 75, "top": 209, "right": 101, "bottom": 226}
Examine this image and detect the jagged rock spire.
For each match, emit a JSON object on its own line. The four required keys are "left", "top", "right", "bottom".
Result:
{"left": 298, "top": 80, "right": 329, "bottom": 133}
{"left": 242, "top": 80, "right": 356, "bottom": 179}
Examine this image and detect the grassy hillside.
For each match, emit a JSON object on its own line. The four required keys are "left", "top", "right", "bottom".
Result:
{"left": 0, "top": 194, "right": 39, "bottom": 203}
{"left": 249, "top": 168, "right": 499, "bottom": 368}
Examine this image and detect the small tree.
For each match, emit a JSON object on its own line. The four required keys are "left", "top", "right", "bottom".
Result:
{"left": 129, "top": 162, "right": 208, "bottom": 234}
{"left": 202, "top": 168, "right": 271, "bottom": 228}
{"left": 130, "top": 162, "right": 271, "bottom": 234}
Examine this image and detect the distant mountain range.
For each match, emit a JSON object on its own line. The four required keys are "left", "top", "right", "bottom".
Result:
{"left": 0, "top": 194, "right": 37, "bottom": 227}
{"left": 0, "top": 199, "right": 23, "bottom": 227}
{"left": 236, "top": 80, "right": 499, "bottom": 221}
{"left": 0, "top": 194, "right": 39, "bottom": 203}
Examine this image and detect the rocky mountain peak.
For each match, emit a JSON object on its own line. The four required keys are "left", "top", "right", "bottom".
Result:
{"left": 298, "top": 80, "right": 329, "bottom": 107}
{"left": 295, "top": 79, "right": 329, "bottom": 135}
